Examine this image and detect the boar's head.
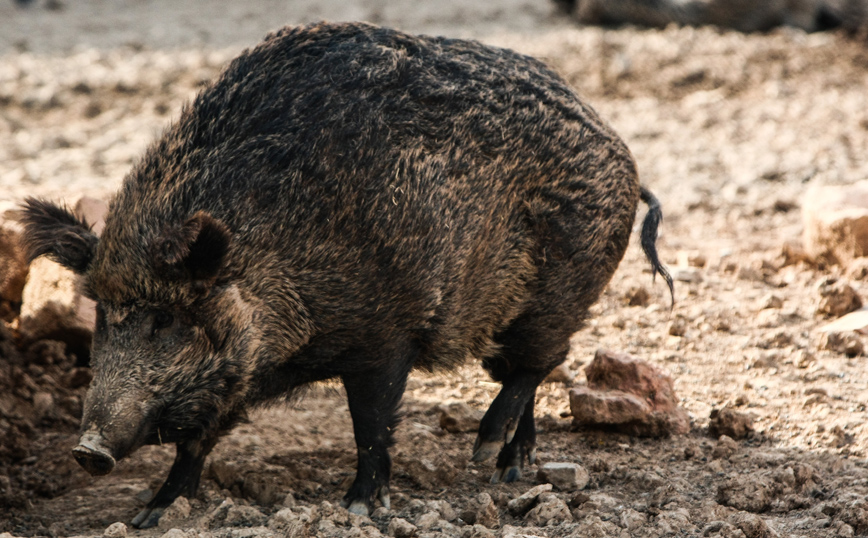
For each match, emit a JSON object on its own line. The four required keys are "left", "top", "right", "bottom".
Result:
{"left": 20, "top": 198, "right": 253, "bottom": 476}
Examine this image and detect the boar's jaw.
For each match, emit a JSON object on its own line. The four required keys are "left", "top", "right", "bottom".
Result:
{"left": 73, "top": 431, "right": 117, "bottom": 476}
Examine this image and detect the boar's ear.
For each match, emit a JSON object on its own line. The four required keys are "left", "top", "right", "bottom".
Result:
{"left": 153, "top": 211, "right": 230, "bottom": 289}
{"left": 19, "top": 197, "right": 98, "bottom": 274}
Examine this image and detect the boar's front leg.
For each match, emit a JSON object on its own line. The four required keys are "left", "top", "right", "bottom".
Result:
{"left": 340, "top": 351, "right": 415, "bottom": 516}
{"left": 132, "top": 436, "right": 218, "bottom": 528}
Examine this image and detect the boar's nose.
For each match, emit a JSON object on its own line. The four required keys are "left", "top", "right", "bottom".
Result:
{"left": 72, "top": 432, "right": 116, "bottom": 476}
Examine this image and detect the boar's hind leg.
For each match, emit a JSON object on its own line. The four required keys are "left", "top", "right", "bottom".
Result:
{"left": 473, "top": 318, "right": 570, "bottom": 483}
{"left": 132, "top": 436, "right": 218, "bottom": 529}
{"left": 340, "top": 352, "right": 415, "bottom": 516}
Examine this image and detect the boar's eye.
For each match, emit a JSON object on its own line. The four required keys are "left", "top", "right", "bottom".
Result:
{"left": 151, "top": 311, "right": 175, "bottom": 337}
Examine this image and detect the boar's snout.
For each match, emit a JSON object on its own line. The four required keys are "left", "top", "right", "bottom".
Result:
{"left": 73, "top": 431, "right": 116, "bottom": 476}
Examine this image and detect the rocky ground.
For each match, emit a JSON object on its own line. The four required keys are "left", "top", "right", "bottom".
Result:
{"left": 2, "top": 1, "right": 868, "bottom": 537}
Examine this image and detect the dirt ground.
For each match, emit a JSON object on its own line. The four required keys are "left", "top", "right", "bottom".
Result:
{"left": 2, "top": 1, "right": 868, "bottom": 537}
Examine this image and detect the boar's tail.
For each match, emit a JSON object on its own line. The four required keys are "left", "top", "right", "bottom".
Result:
{"left": 639, "top": 186, "right": 675, "bottom": 308}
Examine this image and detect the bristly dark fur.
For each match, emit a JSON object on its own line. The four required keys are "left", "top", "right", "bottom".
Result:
{"left": 20, "top": 22, "right": 673, "bottom": 527}
{"left": 639, "top": 187, "right": 675, "bottom": 307}
{"left": 19, "top": 197, "right": 98, "bottom": 274}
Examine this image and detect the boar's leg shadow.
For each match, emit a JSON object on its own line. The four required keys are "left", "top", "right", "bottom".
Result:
{"left": 339, "top": 343, "right": 417, "bottom": 516}
{"left": 132, "top": 435, "right": 219, "bottom": 529}
{"left": 473, "top": 314, "right": 569, "bottom": 483}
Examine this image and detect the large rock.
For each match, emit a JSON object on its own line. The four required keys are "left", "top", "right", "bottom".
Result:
{"left": 536, "top": 462, "right": 589, "bottom": 491}
{"left": 17, "top": 196, "right": 108, "bottom": 361}
{"left": 0, "top": 227, "right": 28, "bottom": 321}
{"left": 802, "top": 181, "right": 868, "bottom": 266}
{"left": 569, "top": 349, "right": 690, "bottom": 437}
{"left": 19, "top": 257, "right": 96, "bottom": 361}
{"left": 437, "top": 402, "right": 482, "bottom": 433}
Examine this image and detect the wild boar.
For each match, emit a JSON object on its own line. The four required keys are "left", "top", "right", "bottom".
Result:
{"left": 21, "top": 21, "right": 673, "bottom": 528}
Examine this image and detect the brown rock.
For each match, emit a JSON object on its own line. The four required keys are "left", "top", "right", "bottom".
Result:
{"left": 157, "top": 496, "right": 191, "bottom": 530}
{"left": 709, "top": 406, "right": 754, "bottom": 440}
{"left": 624, "top": 285, "right": 650, "bottom": 306}
{"left": 460, "top": 492, "right": 499, "bottom": 528}
{"left": 728, "top": 512, "right": 779, "bottom": 538}
{"left": 816, "top": 278, "right": 862, "bottom": 317}
{"left": 820, "top": 332, "right": 864, "bottom": 357}
{"left": 401, "top": 454, "right": 462, "bottom": 489}
{"left": 19, "top": 257, "right": 96, "bottom": 360}
{"left": 543, "top": 363, "right": 575, "bottom": 384}
{"left": 711, "top": 435, "right": 739, "bottom": 460}
{"left": 536, "top": 462, "right": 589, "bottom": 491}
{"left": 0, "top": 227, "right": 28, "bottom": 321}
{"left": 507, "top": 484, "right": 552, "bottom": 516}
{"left": 717, "top": 476, "right": 774, "bottom": 513}
{"left": 569, "top": 350, "right": 690, "bottom": 437}
{"left": 523, "top": 493, "right": 573, "bottom": 526}
{"left": 103, "top": 522, "right": 127, "bottom": 538}
{"left": 437, "top": 402, "right": 482, "bottom": 433}
{"left": 802, "top": 181, "right": 868, "bottom": 266}
{"left": 388, "top": 517, "right": 417, "bottom": 538}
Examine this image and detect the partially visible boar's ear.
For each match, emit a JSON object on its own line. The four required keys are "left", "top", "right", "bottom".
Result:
{"left": 19, "top": 197, "right": 98, "bottom": 274}
{"left": 152, "top": 211, "right": 230, "bottom": 290}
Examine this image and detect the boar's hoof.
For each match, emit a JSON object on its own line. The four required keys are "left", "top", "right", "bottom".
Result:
{"left": 72, "top": 441, "right": 116, "bottom": 476}
{"left": 132, "top": 506, "right": 164, "bottom": 529}
{"left": 346, "top": 500, "right": 370, "bottom": 516}
{"left": 490, "top": 465, "right": 521, "bottom": 484}
{"left": 470, "top": 439, "right": 500, "bottom": 463}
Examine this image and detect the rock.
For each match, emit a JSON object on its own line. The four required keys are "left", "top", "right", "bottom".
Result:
{"left": 676, "top": 250, "right": 706, "bottom": 268}
{"left": 569, "top": 349, "right": 690, "bottom": 437}
{"left": 268, "top": 507, "right": 315, "bottom": 537}
{"left": 157, "top": 496, "right": 191, "bottom": 530}
{"left": 624, "top": 285, "right": 650, "bottom": 306}
{"left": 820, "top": 332, "right": 864, "bottom": 357}
{"left": 200, "top": 498, "right": 235, "bottom": 529}
{"left": 543, "top": 363, "right": 575, "bottom": 383}
{"left": 709, "top": 406, "right": 754, "bottom": 440}
{"left": 159, "top": 530, "right": 187, "bottom": 538}
{"left": 674, "top": 267, "right": 702, "bottom": 283}
{"left": 717, "top": 476, "right": 774, "bottom": 513}
{"left": 19, "top": 257, "right": 96, "bottom": 359}
{"left": 459, "top": 492, "right": 499, "bottom": 528}
{"left": 387, "top": 517, "right": 416, "bottom": 538}
{"left": 572, "top": 516, "right": 622, "bottom": 537}
{"left": 728, "top": 511, "right": 779, "bottom": 538}
{"left": 819, "top": 307, "right": 868, "bottom": 333}
{"left": 760, "top": 293, "right": 783, "bottom": 310}
{"left": 103, "top": 522, "right": 127, "bottom": 538}
{"left": 619, "top": 508, "right": 646, "bottom": 531}
{"left": 507, "top": 484, "right": 552, "bottom": 516}
{"left": 400, "top": 453, "right": 462, "bottom": 489}
{"left": 427, "top": 500, "right": 456, "bottom": 522}
{"left": 0, "top": 227, "right": 28, "bottom": 322}
{"left": 225, "top": 505, "right": 268, "bottom": 527}
{"left": 32, "top": 391, "right": 54, "bottom": 420}
{"left": 816, "top": 278, "right": 862, "bottom": 317}
{"left": 668, "top": 315, "right": 687, "bottom": 337}
{"left": 802, "top": 181, "right": 868, "bottom": 266}
{"left": 711, "top": 435, "right": 739, "bottom": 459}
{"left": 536, "top": 462, "right": 589, "bottom": 491}
{"left": 243, "top": 470, "right": 285, "bottom": 505}
{"left": 208, "top": 459, "right": 242, "bottom": 490}
{"left": 523, "top": 493, "right": 573, "bottom": 526}
{"left": 437, "top": 402, "right": 482, "bottom": 433}
{"left": 414, "top": 511, "right": 440, "bottom": 529}
{"left": 460, "top": 524, "right": 495, "bottom": 538}
{"left": 780, "top": 240, "right": 813, "bottom": 267}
